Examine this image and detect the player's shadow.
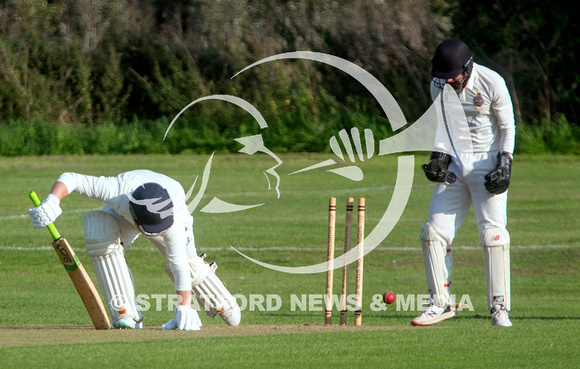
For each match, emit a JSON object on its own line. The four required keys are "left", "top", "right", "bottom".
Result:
{"left": 459, "top": 315, "right": 580, "bottom": 321}
{"left": 372, "top": 313, "right": 580, "bottom": 321}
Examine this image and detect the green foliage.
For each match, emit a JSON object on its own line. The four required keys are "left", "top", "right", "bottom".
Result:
{"left": 0, "top": 101, "right": 391, "bottom": 155}
{"left": 90, "top": 46, "right": 132, "bottom": 123}
{"left": 515, "top": 116, "right": 580, "bottom": 155}
{"left": 0, "top": 119, "right": 166, "bottom": 155}
{"left": 1, "top": 113, "right": 578, "bottom": 156}
{"left": 0, "top": 1, "right": 448, "bottom": 128}
{"left": 451, "top": 0, "right": 580, "bottom": 123}
{"left": 0, "top": 1, "right": 577, "bottom": 155}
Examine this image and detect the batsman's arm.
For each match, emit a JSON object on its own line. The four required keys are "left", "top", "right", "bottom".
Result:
{"left": 176, "top": 290, "right": 192, "bottom": 306}
{"left": 29, "top": 190, "right": 112, "bottom": 329}
{"left": 48, "top": 181, "right": 70, "bottom": 202}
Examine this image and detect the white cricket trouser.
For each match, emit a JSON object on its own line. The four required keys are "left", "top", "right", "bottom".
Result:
{"left": 422, "top": 152, "right": 511, "bottom": 311}
{"left": 427, "top": 152, "right": 507, "bottom": 242}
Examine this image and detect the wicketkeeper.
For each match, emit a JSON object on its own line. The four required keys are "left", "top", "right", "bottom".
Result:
{"left": 28, "top": 169, "right": 241, "bottom": 330}
{"left": 413, "top": 39, "right": 515, "bottom": 327}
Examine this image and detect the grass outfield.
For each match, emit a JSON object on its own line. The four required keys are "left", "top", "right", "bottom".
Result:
{"left": 0, "top": 153, "right": 578, "bottom": 368}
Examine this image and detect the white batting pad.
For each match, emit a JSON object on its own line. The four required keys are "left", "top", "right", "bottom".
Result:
{"left": 83, "top": 210, "right": 143, "bottom": 325}
{"left": 420, "top": 222, "right": 452, "bottom": 306}
{"left": 482, "top": 227, "right": 511, "bottom": 311}
{"left": 165, "top": 256, "right": 241, "bottom": 326}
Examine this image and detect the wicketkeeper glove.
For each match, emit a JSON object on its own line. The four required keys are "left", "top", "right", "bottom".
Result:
{"left": 484, "top": 151, "right": 513, "bottom": 194}
{"left": 422, "top": 152, "right": 452, "bottom": 182}
{"left": 27, "top": 194, "right": 62, "bottom": 228}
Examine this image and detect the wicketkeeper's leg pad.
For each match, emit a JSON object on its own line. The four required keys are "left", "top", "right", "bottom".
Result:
{"left": 420, "top": 221, "right": 453, "bottom": 306}
{"left": 165, "top": 255, "right": 241, "bottom": 326}
{"left": 481, "top": 227, "right": 511, "bottom": 311}
{"left": 83, "top": 210, "right": 143, "bottom": 327}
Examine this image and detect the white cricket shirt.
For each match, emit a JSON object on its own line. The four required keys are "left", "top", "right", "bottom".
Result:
{"left": 431, "top": 63, "right": 516, "bottom": 154}
{"left": 56, "top": 170, "right": 194, "bottom": 291}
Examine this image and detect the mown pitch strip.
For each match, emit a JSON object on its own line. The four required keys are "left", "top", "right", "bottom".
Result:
{"left": 0, "top": 324, "right": 424, "bottom": 347}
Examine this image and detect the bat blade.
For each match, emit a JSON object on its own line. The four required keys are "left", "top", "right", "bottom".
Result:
{"left": 52, "top": 238, "right": 111, "bottom": 330}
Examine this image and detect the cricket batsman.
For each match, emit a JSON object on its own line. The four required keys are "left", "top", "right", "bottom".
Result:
{"left": 28, "top": 169, "right": 241, "bottom": 329}
{"left": 413, "top": 39, "right": 515, "bottom": 327}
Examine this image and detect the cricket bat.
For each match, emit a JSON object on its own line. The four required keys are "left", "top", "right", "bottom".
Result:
{"left": 29, "top": 191, "right": 111, "bottom": 330}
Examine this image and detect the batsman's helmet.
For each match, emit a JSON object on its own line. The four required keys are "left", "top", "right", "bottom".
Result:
{"left": 431, "top": 39, "right": 473, "bottom": 79}
{"left": 129, "top": 182, "right": 174, "bottom": 235}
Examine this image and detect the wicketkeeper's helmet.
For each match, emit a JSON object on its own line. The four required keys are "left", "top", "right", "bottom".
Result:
{"left": 431, "top": 39, "right": 473, "bottom": 79}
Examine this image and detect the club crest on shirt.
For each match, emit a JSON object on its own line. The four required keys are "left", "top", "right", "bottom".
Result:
{"left": 473, "top": 93, "right": 483, "bottom": 107}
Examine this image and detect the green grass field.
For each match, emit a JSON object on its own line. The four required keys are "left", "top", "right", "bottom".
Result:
{"left": 0, "top": 153, "right": 579, "bottom": 368}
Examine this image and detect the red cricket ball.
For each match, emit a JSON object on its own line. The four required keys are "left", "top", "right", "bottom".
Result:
{"left": 383, "top": 291, "right": 395, "bottom": 304}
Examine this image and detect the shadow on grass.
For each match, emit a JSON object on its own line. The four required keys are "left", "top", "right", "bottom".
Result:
{"left": 369, "top": 313, "right": 580, "bottom": 321}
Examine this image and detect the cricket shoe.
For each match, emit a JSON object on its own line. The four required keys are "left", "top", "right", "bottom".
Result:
{"left": 114, "top": 314, "right": 143, "bottom": 329}
{"left": 491, "top": 305, "right": 512, "bottom": 327}
{"left": 411, "top": 298, "right": 456, "bottom": 326}
{"left": 219, "top": 305, "right": 241, "bottom": 326}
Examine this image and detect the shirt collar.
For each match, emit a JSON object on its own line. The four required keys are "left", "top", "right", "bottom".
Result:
{"left": 465, "top": 63, "right": 478, "bottom": 90}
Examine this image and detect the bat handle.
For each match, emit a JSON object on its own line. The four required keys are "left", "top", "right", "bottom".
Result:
{"left": 29, "top": 191, "right": 61, "bottom": 241}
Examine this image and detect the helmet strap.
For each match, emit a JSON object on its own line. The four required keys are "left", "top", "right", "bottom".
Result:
{"left": 455, "top": 57, "right": 474, "bottom": 92}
